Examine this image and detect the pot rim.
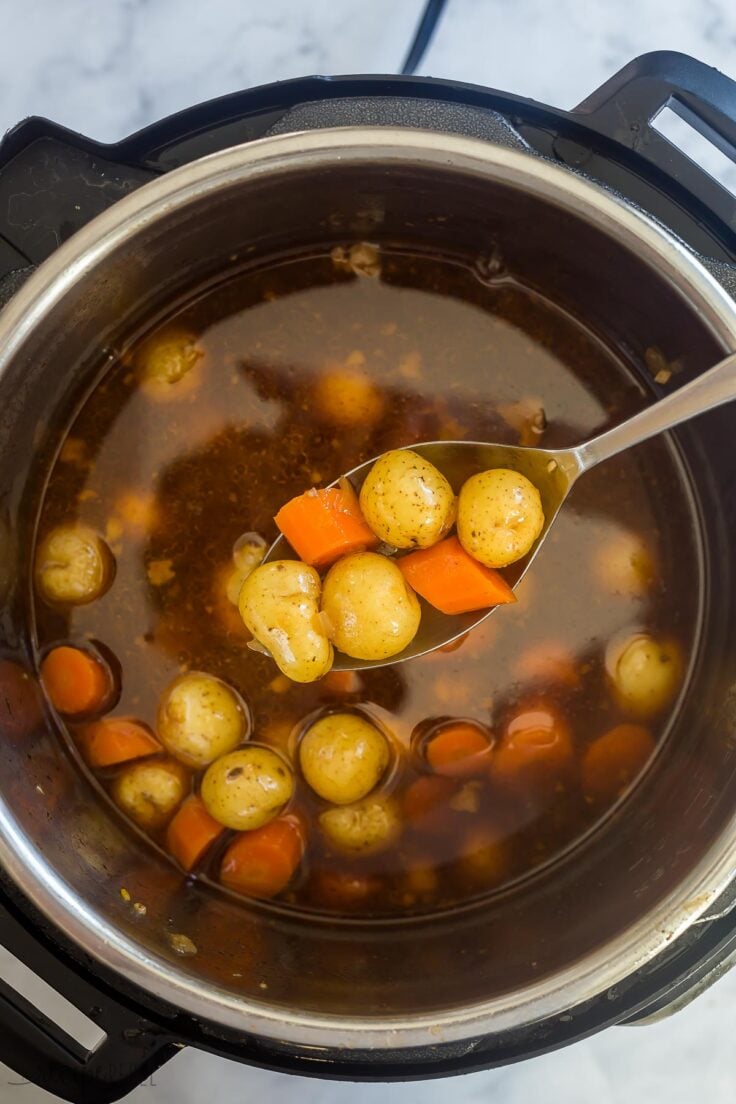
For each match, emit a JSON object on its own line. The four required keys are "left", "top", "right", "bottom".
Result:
{"left": 1, "top": 126, "right": 735, "bottom": 1049}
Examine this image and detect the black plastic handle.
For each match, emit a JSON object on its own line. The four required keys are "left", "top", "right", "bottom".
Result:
{"left": 0, "top": 885, "right": 176, "bottom": 1103}
{"left": 2, "top": 54, "right": 736, "bottom": 295}
{"left": 574, "top": 51, "right": 736, "bottom": 232}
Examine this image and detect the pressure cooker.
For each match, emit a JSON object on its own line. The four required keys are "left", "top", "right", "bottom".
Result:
{"left": 0, "top": 49, "right": 735, "bottom": 1103}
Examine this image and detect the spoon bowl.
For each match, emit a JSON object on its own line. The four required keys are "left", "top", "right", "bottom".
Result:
{"left": 264, "top": 349, "right": 736, "bottom": 670}
{"left": 265, "top": 439, "right": 582, "bottom": 670}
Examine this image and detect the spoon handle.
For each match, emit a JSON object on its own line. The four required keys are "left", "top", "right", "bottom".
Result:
{"left": 576, "top": 351, "right": 736, "bottom": 472}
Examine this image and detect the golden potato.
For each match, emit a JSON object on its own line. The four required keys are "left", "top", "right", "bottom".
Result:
{"left": 224, "top": 566, "right": 247, "bottom": 607}
{"left": 157, "top": 672, "right": 248, "bottom": 768}
{"left": 35, "top": 525, "right": 114, "bottom": 606}
{"left": 457, "top": 468, "right": 544, "bottom": 568}
{"left": 239, "top": 560, "right": 333, "bottom": 683}
{"left": 311, "top": 357, "right": 384, "bottom": 428}
{"left": 593, "top": 530, "right": 656, "bottom": 597}
{"left": 224, "top": 534, "right": 267, "bottom": 607}
{"left": 402, "top": 862, "right": 439, "bottom": 903}
{"left": 606, "top": 633, "right": 683, "bottom": 718}
{"left": 321, "top": 552, "right": 420, "bottom": 660}
{"left": 359, "top": 449, "right": 456, "bottom": 549}
{"left": 136, "top": 327, "right": 203, "bottom": 397}
{"left": 300, "top": 713, "right": 389, "bottom": 804}
{"left": 319, "top": 795, "right": 401, "bottom": 855}
{"left": 456, "top": 831, "right": 512, "bottom": 889}
{"left": 232, "top": 532, "right": 267, "bottom": 577}
{"left": 112, "top": 758, "right": 189, "bottom": 831}
{"left": 201, "top": 746, "right": 294, "bottom": 830}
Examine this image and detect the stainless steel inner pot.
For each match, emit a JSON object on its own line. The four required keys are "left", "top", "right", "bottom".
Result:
{"left": 1, "top": 127, "right": 736, "bottom": 1052}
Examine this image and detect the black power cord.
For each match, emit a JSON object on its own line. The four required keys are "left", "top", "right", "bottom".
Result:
{"left": 400, "top": 0, "right": 449, "bottom": 75}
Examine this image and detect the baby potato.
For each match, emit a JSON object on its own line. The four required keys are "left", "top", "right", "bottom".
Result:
{"left": 321, "top": 552, "right": 420, "bottom": 660}
{"left": 35, "top": 525, "right": 114, "bottom": 606}
{"left": 594, "top": 530, "right": 656, "bottom": 597}
{"left": 312, "top": 358, "right": 385, "bottom": 428}
{"left": 221, "top": 536, "right": 267, "bottom": 612}
{"left": 607, "top": 633, "right": 683, "bottom": 718}
{"left": 456, "top": 830, "right": 512, "bottom": 889}
{"left": 136, "top": 327, "right": 203, "bottom": 396}
{"left": 359, "top": 449, "right": 456, "bottom": 549}
{"left": 224, "top": 534, "right": 267, "bottom": 607}
{"left": 201, "top": 746, "right": 294, "bottom": 830}
{"left": 402, "top": 862, "right": 439, "bottom": 903}
{"left": 300, "top": 712, "right": 389, "bottom": 804}
{"left": 232, "top": 532, "right": 267, "bottom": 577}
{"left": 157, "top": 672, "right": 248, "bottom": 768}
{"left": 239, "top": 560, "right": 333, "bottom": 683}
{"left": 457, "top": 468, "right": 544, "bottom": 568}
{"left": 112, "top": 758, "right": 189, "bottom": 831}
{"left": 211, "top": 563, "right": 251, "bottom": 639}
{"left": 319, "top": 794, "right": 401, "bottom": 856}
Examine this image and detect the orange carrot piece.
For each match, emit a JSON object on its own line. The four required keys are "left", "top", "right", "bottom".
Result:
{"left": 220, "top": 816, "right": 304, "bottom": 899}
{"left": 491, "top": 704, "right": 573, "bottom": 792}
{"left": 581, "top": 724, "right": 655, "bottom": 805}
{"left": 403, "top": 774, "right": 455, "bottom": 826}
{"left": 41, "top": 645, "right": 110, "bottom": 717}
{"left": 437, "top": 633, "right": 469, "bottom": 655}
{"left": 166, "top": 795, "right": 224, "bottom": 871}
{"left": 425, "top": 722, "right": 492, "bottom": 777}
{"left": 274, "top": 483, "right": 378, "bottom": 567}
{"left": 321, "top": 670, "right": 363, "bottom": 695}
{"left": 81, "top": 718, "right": 161, "bottom": 768}
{"left": 398, "top": 536, "right": 516, "bottom": 615}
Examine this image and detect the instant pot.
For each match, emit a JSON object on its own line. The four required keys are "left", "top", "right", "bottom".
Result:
{"left": 1, "top": 50, "right": 736, "bottom": 1104}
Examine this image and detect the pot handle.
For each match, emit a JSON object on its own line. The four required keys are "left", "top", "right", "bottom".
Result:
{"left": 0, "top": 77, "right": 336, "bottom": 295}
{"left": 0, "top": 886, "right": 177, "bottom": 1103}
{"left": 0, "top": 117, "right": 163, "bottom": 305}
{"left": 573, "top": 51, "right": 736, "bottom": 227}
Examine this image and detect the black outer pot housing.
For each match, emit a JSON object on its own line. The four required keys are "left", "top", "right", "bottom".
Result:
{"left": 0, "top": 51, "right": 736, "bottom": 1103}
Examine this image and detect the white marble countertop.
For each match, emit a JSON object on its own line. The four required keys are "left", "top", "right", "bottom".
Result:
{"left": 1, "top": 1, "right": 735, "bottom": 1101}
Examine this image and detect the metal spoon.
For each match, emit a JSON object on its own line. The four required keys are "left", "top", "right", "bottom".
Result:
{"left": 266, "top": 351, "right": 736, "bottom": 671}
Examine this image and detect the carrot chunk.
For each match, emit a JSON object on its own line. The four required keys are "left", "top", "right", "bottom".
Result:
{"left": 425, "top": 722, "right": 492, "bottom": 776}
{"left": 81, "top": 718, "right": 161, "bottom": 768}
{"left": 166, "top": 795, "right": 224, "bottom": 871}
{"left": 41, "top": 645, "right": 111, "bottom": 717}
{"left": 403, "top": 775, "right": 455, "bottom": 827}
{"left": 321, "top": 670, "right": 363, "bottom": 695}
{"left": 274, "top": 483, "right": 378, "bottom": 567}
{"left": 398, "top": 536, "right": 516, "bottom": 615}
{"left": 491, "top": 704, "right": 573, "bottom": 796}
{"left": 220, "top": 816, "right": 304, "bottom": 899}
{"left": 581, "top": 724, "right": 655, "bottom": 805}
{"left": 310, "top": 868, "right": 382, "bottom": 910}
